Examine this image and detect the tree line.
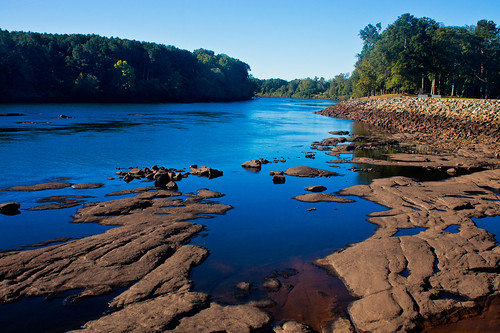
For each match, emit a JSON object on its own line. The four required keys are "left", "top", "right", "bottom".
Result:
{"left": 0, "top": 29, "right": 256, "bottom": 102}
{"left": 257, "top": 14, "right": 500, "bottom": 100}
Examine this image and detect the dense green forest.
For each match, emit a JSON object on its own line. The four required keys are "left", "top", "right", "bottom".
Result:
{"left": 0, "top": 29, "right": 256, "bottom": 102}
{"left": 257, "top": 14, "right": 500, "bottom": 99}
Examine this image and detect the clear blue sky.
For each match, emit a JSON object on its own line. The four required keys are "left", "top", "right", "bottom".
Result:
{"left": 1, "top": 0, "right": 499, "bottom": 80}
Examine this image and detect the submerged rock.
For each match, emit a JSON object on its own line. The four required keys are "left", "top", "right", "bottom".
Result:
{"left": 293, "top": 193, "right": 355, "bottom": 203}
{"left": 1, "top": 182, "right": 73, "bottom": 191}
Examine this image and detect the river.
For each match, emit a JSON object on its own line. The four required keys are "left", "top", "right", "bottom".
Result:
{"left": 0, "top": 98, "right": 497, "bottom": 332}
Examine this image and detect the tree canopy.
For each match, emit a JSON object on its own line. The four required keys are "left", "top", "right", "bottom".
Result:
{"left": 0, "top": 30, "right": 256, "bottom": 102}
{"left": 256, "top": 14, "right": 500, "bottom": 100}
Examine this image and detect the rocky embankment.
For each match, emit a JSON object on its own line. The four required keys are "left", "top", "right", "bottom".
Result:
{"left": 317, "top": 96, "right": 500, "bottom": 146}
{"left": 313, "top": 96, "right": 500, "bottom": 332}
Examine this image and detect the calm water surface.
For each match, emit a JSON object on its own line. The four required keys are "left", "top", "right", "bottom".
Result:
{"left": 1, "top": 98, "right": 496, "bottom": 331}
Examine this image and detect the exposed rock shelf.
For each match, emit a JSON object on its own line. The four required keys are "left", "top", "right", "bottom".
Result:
{"left": 315, "top": 169, "right": 500, "bottom": 332}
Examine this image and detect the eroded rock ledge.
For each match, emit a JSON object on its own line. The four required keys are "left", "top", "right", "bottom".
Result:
{"left": 0, "top": 186, "right": 273, "bottom": 332}
{"left": 315, "top": 169, "right": 500, "bottom": 332}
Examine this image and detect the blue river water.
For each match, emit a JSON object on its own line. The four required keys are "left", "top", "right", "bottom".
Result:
{"left": 1, "top": 98, "right": 497, "bottom": 331}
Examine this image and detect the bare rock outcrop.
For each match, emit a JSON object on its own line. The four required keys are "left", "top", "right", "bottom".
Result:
{"left": 315, "top": 169, "right": 500, "bottom": 332}
{"left": 0, "top": 185, "right": 271, "bottom": 332}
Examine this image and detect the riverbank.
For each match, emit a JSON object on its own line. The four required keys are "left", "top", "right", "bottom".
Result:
{"left": 314, "top": 97, "right": 500, "bottom": 332}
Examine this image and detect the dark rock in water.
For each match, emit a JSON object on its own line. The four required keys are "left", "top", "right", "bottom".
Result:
{"left": 260, "top": 158, "right": 271, "bottom": 165}
{"left": 0, "top": 202, "right": 21, "bottom": 215}
{"left": 305, "top": 153, "right": 315, "bottom": 159}
{"left": 154, "top": 172, "right": 171, "bottom": 187}
{"left": 272, "top": 175, "right": 286, "bottom": 184}
{"left": 58, "top": 114, "right": 72, "bottom": 119}
{"left": 190, "top": 166, "right": 223, "bottom": 179}
{"left": 0, "top": 113, "right": 24, "bottom": 116}
{"left": 270, "top": 170, "right": 284, "bottom": 176}
{"left": 304, "top": 186, "right": 327, "bottom": 192}
{"left": 122, "top": 174, "right": 134, "bottom": 183}
{"left": 242, "top": 159, "right": 262, "bottom": 170}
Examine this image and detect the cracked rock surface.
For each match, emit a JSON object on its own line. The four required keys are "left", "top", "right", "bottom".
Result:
{"left": 315, "top": 169, "right": 500, "bottom": 332}
{"left": 0, "top": 186, "right": 273, "bottom": 332}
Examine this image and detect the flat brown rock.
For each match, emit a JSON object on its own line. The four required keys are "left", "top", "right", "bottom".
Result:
{"left": 71, "top": 183, "right": 104, "bottom": 189}
{"left": 285, "top": 166, "right": 339, "bottom": 178}
{"left": 315, "top": 169, "right": 500, "bottom": 332}
{"left": 0, "top": 186, "right": 271, "bottom": 332}
{"left": 106, "top": 186, "right": 157, "bottom": 196}
{"left": 1, "top": 182, "right": 73, "bottom": 191}
{"left": 73, "top": 292, "right": 209, "bottom": 332}
{"left": 293, "top": 193, "right": 355, "bottom": 203}
{"left": 171, "top": 302, "right": 271, "bottom": 333}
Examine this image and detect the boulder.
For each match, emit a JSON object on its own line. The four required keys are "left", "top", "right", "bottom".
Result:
{"left": 154, "top": 172, "right": 170, "bottom": 187}
{"left": 242, "top": 159, "right": 262, "bottom": 169}
{"left": 0, "top": 202, "right": 21, "bottom": 215}
{"left": 270, "top": 171, "right": 284, "bottom": 176}
{"left": 272, "top": 175, "right": 286, "bottom": 184}
{"left": 190, "top": 166, "right": 223, "bottom": 179}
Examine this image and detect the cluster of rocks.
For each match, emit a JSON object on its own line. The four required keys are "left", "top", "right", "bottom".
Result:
{"left": 317, "top": 97, "right": 500, "bottom": 145}
{"left": 116, "top": 165, "right": 224, "bottom": 190}
{"left": 241, "top": 157, "right": 287, "bottom": 171}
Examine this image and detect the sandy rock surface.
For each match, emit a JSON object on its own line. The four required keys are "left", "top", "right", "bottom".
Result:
{"left": 315, "top": 169, "right": 500, "bottom": 332}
